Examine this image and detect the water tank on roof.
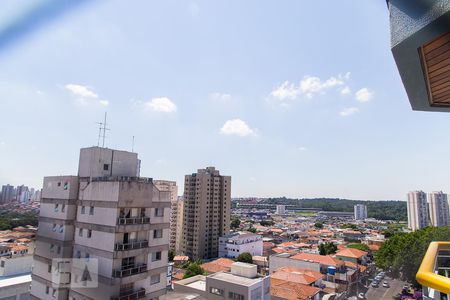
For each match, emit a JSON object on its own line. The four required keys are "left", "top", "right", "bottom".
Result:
{"left": 328, "top": 266, "right": 336, "bottom": 275}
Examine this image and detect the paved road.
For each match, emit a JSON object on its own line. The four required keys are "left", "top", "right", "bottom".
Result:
{"left": 365, "top": 277, "right": 406, "bottom": 300}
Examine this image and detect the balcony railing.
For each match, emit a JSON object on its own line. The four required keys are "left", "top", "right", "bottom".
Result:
{"left": 112, "top": 264, "right": 147, "bottom": 278}
{"left": 111, "top": 288, "right": 146, "bottom": 300}
{"left": 117, "top": 216, "right": 150, "bottom": 225}
{"left": 115, "top": 240, "right": 149, "bottom": 251}
{"left": 417, "top": 242, "right": 450, "bottom": 298}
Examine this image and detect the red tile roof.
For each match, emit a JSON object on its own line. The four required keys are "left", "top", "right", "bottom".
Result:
{"left": 291, "top": 252, "right": 344, "bottom": 267}
{"left": 201, "top": 258, "right": 234, "bottom": 274}
{"left": 271, "top": 278, "right": 321, "bottom": 300}
{"left": 335, "top": 248, "right": 367, "bottom": 259}
{"left": 271, "top": 266, "right": 324, "bottom": 285}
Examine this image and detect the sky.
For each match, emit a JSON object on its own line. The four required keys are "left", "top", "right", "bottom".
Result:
{"left": 1, "top": 0, "right": 449, "bottom": 200}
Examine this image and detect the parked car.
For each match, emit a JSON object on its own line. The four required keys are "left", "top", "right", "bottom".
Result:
{"left": 357, "top": 293, "right": 365, "bottom": 299}
{"left": 371, "top": 282, "right": 379, "bottom": 288}
{"left": 382, "top": 281, "right": 390, "bottom": 288}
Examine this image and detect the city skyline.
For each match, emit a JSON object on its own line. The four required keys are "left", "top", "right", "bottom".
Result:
{"left": 4, "top": 1, "right": 450, "bottom": 200}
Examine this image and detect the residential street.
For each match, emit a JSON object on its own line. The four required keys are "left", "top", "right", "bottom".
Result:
{"left": 365, "top": 277, "right": 406, "bottom": 300}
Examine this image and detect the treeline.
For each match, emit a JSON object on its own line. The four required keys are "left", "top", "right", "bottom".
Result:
{"left": 262, "top": 197, "right": 406, "bottom": 221}
{"left": 0, "top": 211, "right": 38, "bottom": 230}
{"left": 375, "top": 226, "right": 450, "bottom": 283}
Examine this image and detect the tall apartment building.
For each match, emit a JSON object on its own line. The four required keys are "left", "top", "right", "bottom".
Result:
{"left": 153, "top": 180, "right": 181, "bottom": 253}
{"left": 407, "top": 191, "right": 429, "bottom": 231}
{"left": 174, "top": 198, "right": 184, "bottom": 254}
{"left": 182, "top": 167, "right": 231, "bottom": 260}
{"left": 428, "top": 191, "right": 450, "bottom": 227}
{"left": 31, "top": 146, "right": 170, "bottom": 300}
{"left": 1, "top": 184, "right": 15, "bottom": 204}
{"left": 354, "top": 204, "right": 367, "bottom": 220}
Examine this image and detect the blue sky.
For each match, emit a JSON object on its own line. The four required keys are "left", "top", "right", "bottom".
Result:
{"left": 0, "top": 0, "right": 448, "bottom": 200}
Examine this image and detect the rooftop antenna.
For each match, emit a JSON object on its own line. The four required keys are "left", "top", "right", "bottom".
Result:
{"left": 95, "top": 112, "right": 110, "bottom": 148}
{"left": 132, "top": 136, "right": 135, "bottom": 152}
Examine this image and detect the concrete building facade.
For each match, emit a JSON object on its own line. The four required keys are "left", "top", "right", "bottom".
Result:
{"left": 30, "top": 146, "right": 169, "bottom": 300}
{"left": 182, "top": 167, "right": 231, "bottom": 260}
{"left": 154, "top": 180, "right": 180, "bottom": 253}
{"left": 354, "top": 204, "right": 367, "bottom": 220}
{"left": 428, "top": 191, "right": 450, "bottom": 227}
{"left": 275, "top": 205, "right": 285, "bottom": 215}
{"left": 407, "top": 191, "right": 429, "bottom": 231}
{"left": 1, "top": 184, "right": 15, "bottom": 204}
{"left": 218, "top": 232, "right": 263, "bottom": 259}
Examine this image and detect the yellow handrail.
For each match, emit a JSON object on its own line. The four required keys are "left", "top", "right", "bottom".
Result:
{"left": 416, "top": 242, "right": 450, "bottom": 295}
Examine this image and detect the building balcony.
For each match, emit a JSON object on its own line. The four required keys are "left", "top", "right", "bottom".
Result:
{"left": 112, "top": 264, "right": 147, "bottom": 278}
{"left": 114, "top": 240, "right": 149, "bottom": 251}
{"left": 117, "top": 216, "right": 150, "bottom": 225}
{"left": 417, "top": 242, "right": 450, "bottom": 298}
{"left": 111, "top": 288, "right": 146, "bottom": 300}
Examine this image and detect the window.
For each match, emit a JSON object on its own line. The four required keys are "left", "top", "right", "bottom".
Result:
{"left": 57, "top": 246, "right": 61, "bottom": 254}
{"left": 229, "top": 292, "right": 244, "bottom": 300}
{"left": 103, "top": 164, "right": 109, "bottom": 171}
{"left": 85, "top": 253, "right": 90, "bottom": 261}
{"left": 81, "top": 206, "right": 85, "bottom": 214}
{"left": 210, "top": 287, "right": 223, "bottom": 296}
{"left": 153, "top": 229, "right": 163, "bottom": 239}
{"left": 89, "top": 206, "right": 94, "bottom": 215}
{"left": 57, "top": 182, "right": 61, "bottom": 187}
{"left": 54, "top": 204, "right": 59, "bottom": 212}
{"left": 155, "top": 208, "right": 164, "bottom": 217}
{"left": 52, "top": 288, "right": 56, "bottom": 297}
{"left": 49, "top": 244, "right": 55, "bottom": 252}
{"left": 63, "top": 182, "right": 69, "bottom": 190}
{"left": 48, "top": 264, "right": 52, "bottom": 273}
{"left": 59, "top": 225, "right": 64, "bottom": 233}
{"left": 150, "top": 274, "right": 160, "bottom": 285}
{"left": 52, "top": 224, "right": 57, "bottom": 232}
{"left": 61, "top": 204, "right": 65, "bottom": 212}
{"left": 45, "top": 286, "right": 50, "bottom": 294}
{"left": 78, "top": 228, "right": 83, "bottom": 237}
{"left": 0, "top": 261, "right": 5, "bottom": 268}
{"left": 76, "top": 251, "right": 81, "bottom": 259}
{"left": 152, "top": 251, "right": 161, "bottom": 261}
{"left": 87, "top": 230, "right": 92, "bottom": 238}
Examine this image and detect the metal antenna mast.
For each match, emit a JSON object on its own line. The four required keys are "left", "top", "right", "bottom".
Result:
{"left": 95, "top": 112, "right": 110, "bottom": 148}
{"left": 101, "top": 112, "right": 110, "bottom": 148}
{"left": 132, "top": 136, "right": 135, "bottom": 152}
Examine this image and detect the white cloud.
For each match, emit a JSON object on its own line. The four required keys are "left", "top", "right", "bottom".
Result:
{"left": 65, "top": 83, "right": 109, "bottom": 107}
{"left": 188, "top": 2, "right": 200, "bottom": 16}
{"left": 144, "top": 97, "right": 177, "bottom": 113}
{"left": 65, "top": 84, "right": 98, "bottom": 98}
{"left": 339, "top": 107, "right": 359, "bottom": 117}
{"left": 298, "top": 146, "right": 307, "bottom": 151}
{"left": 269, "top": 73, "right": 350, "bottom": 104}
{"left": 355, "top": 88, "right": 373, "bottom": 102}
{"left": 209, "top": 92, "right": 232, "bottom": 102}
{"left": 220, "top": 119, "right": 255, "bottom": 137}
{"left": 340, "top": 86, "right": 351, "bottom": 95}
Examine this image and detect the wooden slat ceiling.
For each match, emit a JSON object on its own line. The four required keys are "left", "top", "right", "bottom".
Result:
{"left": 421, "top": 30, "right": 450, "bottom": 106}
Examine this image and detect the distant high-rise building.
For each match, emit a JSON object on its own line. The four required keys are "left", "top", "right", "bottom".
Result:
{"left": 182, "top": 167, "right": 231, "bottom": 260}
{"left": 30, "top": 147, "right": 169, "bottom": 300}
{"left": 154, "top": 180, "right": 180, "bottom": 252}
{"left": 354, "top": 204, "right": 368, "bottom": 220}
{"left": 1, "top": 184, "right": 15, "bottom": 204}
{"left": 275, "top": 205, "right": 286, "bottom": 215}
{"left": 428, "top": 191, "right": 450, "bottom": 227}
{"left": 407, "top": 191, "right": 429, "bottom": 231}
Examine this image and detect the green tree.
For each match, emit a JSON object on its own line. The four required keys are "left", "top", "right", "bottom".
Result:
{"left": 236, "top": 252, "right": 253, "bottom": 264}
{"left": 231, "top": 217, "right": 241, "bottom": 229}
{"left": 248, "top": 227, "right": 257, "bottom": 233}
{"left": 183, "top": 262, "right": 204, "bottom": 279}
{"left": 314, "top": 222, "right": 324, "bottom": 229}
{"left": 319, "top": 242, "right": 337, "bottom": 255}
{"left": 375, "top": 226, "right": 450, "bottom": 283}
{"left": 168, "top": 249, "right": 175, "bottom": 262}
{"left": 347, "top": 243, "right": 369, "bottom": 252}
{"left": 260, "top": 220, "right": 275, "bottom": 226}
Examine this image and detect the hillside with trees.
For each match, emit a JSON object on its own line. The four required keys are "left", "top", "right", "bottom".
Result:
{"left": 261, "top": 197, "right": 406, "bottom": 221}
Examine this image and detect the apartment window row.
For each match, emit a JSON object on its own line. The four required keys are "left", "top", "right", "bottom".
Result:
{"left": 54, "top": 203, "right": 66, "bottom": 213}
{"left": 75, "top": 250, "right": 90, "bottom": 260}
{"left": 153, "top": 229, "right": 163, "bottom": 239}
{"left": 52, "top": 224, "right": 64, "bottom": 233}
{"left": 49, "top": 244, "right": 62, "bottom": 254}
{"left": 150, "top": 274, "right": 160, "bottom": 285}
{"left": 151, "top": 251, "right": 162, "bottom": 262}
{"left": 210, "top": 287, "right": 223, "bottom": 296}
{"left": 80, "top": 206, "right": 95, "bottom": 215}
{"left": 45, "top": 285, "right": 57, "bottom": 298}
{"left": 155, "top": 207, "right": 164, "bottom": 217}
{"left": 229, "top": 292, "right": 245, "bottom": 300}
{"left": 56, "top": 181, "right": 69, "bottom": 190}
{"left": 78, "top": 228, "right": 92, "bottom": 238}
